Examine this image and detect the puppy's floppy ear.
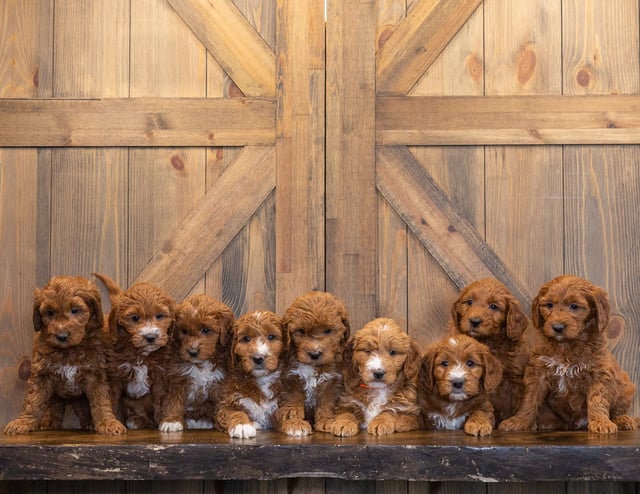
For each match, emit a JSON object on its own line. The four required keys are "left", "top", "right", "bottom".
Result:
{"left": 481, "top": 350, "right": 503, "bottom": 393}
{"left": 341, "top": 337, "right": 357, "bottom": 377}
{"left": 228, "top": 320, "right": 241, "bottom": 370}
{"left": 505, "top": 295, "right": 528, "bottom": 341}
{"left": 216, "top": 305, "right": 236, "bottom": 349}
{"left": 80, "top": 283, "right": 104, "bottom": 332}
{"left": 588, "top": 284, "right": 611, "bottom": 333}
{"left": 403, "top": 340, "right": 423, "bottom": 380}
{"left": 32, "top": 287, "right": 44, "bottom": 332}
{"left": 418, "top": 344, "right": 437, "bottom": 393}
{"left": 531, "top": 289, "right": 545, "bottom": 332}
{"left": 450, "top": 293, "right": 463, "bottom": 331}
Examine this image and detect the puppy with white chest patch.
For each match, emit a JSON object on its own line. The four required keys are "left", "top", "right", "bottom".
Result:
{"left": 216, "top": 310, "right": 291, "bottom": 438}
{"left": 5, "top": 276, "right": 126, "bottom": 435}
{"left": 330, "top": 318, "right": 422, "bottom": 436}
{"left": 158, "top": 294, "right": 235, "bottom": 432}
{"left": 94, "top": 272, "right": 176, "bottom": 429}
{"left": 279, "top": 291, "right": 350, "bottom": 436}
{"left": 419, "top": 334, "right": 503, "bottom": 436}
{"left": 499, "top": 275, "right": 636, "bottom": 434}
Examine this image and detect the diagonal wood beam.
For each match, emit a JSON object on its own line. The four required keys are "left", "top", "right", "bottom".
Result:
{"left": 376, "top": 145, "right": 532, "bottom": 309}
{"left": 136, "top": 146, "right": 276, "bottom": 300}
{"left": 168, "top": 0, "right": 276, "bottom": 97}
{"left": 376, "top": 0, "right": 483, "bottom": 95}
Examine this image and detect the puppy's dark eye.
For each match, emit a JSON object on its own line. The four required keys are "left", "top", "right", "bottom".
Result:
{"left": 324, "top": 328, "right": 332, "bottom": 335}
{"left": 242, "top": 335, "right": 251, "bottom": 342}
{"left": 181, "top": 329, "right": 188, "bottom": 335}
{"left": 155, "top": 313, "right": 165, "bottom": 320}
{"left": 267, "top": 334, "right": 276, "bottom": 341}
{"left": 569, "top": 303, "right": 580, "bottom": 310}
{"left": 489, "top": 304, "right": 498, "bottom": 311}
{"left": 131, "top": 315, "right": 140, "bottom": 322}
{"left": 295, "top": 328, "right": 305, "bottom": 336}
{"left": 466, "top": 360, "right": 476, "bottom": 367}
{"left": 70, "top": 307, "right": 81, "bottom": 315}
{"left": 544, "top": 303, "right": 553, "bottom": 309}
{"left": 389, "top": 349, "right": 396, "bottom": 356}
{"left": 466, "top": 299, "right": 473, "bottom": 306}
{"left": 201, "top": 327, "right": 210, "bottom": 335}
{"left": 440, "top": 360, "right": 449, "bottom": 367}
{"left": 44, "top": 309, "right": 55, "bottom": 318}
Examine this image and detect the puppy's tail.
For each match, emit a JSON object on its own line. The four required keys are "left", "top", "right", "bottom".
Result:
{"left": 93, "top": 272, "right": 123, "bottom": 300}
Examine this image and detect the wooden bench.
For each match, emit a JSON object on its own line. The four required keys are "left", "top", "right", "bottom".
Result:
{"left": 1, "top": 430, "right": 639, "bottom": 482}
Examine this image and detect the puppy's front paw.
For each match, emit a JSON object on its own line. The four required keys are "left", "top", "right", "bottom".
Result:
{"left": 96, "top": 419, "right": 127, "bottom": 436}
{"left": 229, "top": 423, "right": 257, "bottom": 439}
{"left": 367, "top": 415, "right": 395, "bottom": 435}
{"left": 331, "top": 415, "right": 359, "bottom": 437}
{"left": 159, "top": 420, "right": 184, "bottom": 433}
{"left": 4, "top": 418, "right": 37, "bottom": 434}
{"left": 498, "top": 416, "right": 530, "bottom": 432}
{"left": 613, "top": 415, "right": 637, "bottom": 431}
{"left": 464, "top": 417, "right": 492, "bottom": 437}
{"left": 282, "top": 418, "right": 312, "bottom": 437}
{"left": 314, "top": 418, "right": 333, "bottom": 433}
{"left": 589, "top": 418, "right": 618, "bottom": 434}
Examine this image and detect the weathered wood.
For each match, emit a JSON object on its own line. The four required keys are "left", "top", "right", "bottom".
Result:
{"left": 1, "top": 430, "right": 640, "bottom": 482}
{"left": 376, "top": 0, "right": 483, "bottom": 95}
{"left": 167, "top": 0, "right": 276, "bottom": 97}
{"left": 376, "top": 95, "right": 640, "bottom": 145}
{"left": 135, "top": 146, "right": 276, "bottom": 301}
{"left": 275, "top": 0, "right": 325, "bottom": 312}
{"left": 326, "top": 0, "right": 377, "bottom": 330}
{"left": 376, "top": 146, "right": 532, "bottom": 310}
{"left": 0, "top": 98, "right": 275, "bottom": 147}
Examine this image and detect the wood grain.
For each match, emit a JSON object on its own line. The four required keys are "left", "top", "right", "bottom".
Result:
{"left": 168, "top": 0, "right": 276, "bottom": 97}
{"left": 376, "top": 0, "right": 483, "bottom": 95}
{"left": 0, "top": 97, "right": 275, "bottom": 147}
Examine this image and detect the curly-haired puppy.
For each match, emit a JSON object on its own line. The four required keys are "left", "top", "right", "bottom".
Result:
{"left": 278, "top": 291, "right": 350, "bottom": 436}
{"left": 94, "top": 272, "right": 176, "bottom": 429}
{"left": 330, "top": 318, "right": 422, "bottom": 436}
{"left": 499, "top": 275, "right": 636, "bottom": 434}
{"left": 419, "top": 334, "right": 503, "bottom": 436}
{"left": 216, "top": 310, "right": 290, "bottom": 438}
{"left": 158, "top": 294, "right": 235, "bottom": 432}
{"left": 450, "top": 278, "right": 530, "bottom": 423}
{"left": 5, "top": 276, "right": 126, "bottom": 435}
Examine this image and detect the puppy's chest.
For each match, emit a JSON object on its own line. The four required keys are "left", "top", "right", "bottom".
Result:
{"left": 427, "top": 404, "right": 467, "bottom": 431}
{"left": 289, "top": 363, "right": 341, "bottom": 408}
{"left": 50, "top": 363, "right": 85, "bottom": 396}
{"left": 119, "top": 361, "right": 154, "bottom": 399}
{"left": 538, "top": 356, "right": 590, "bottom": 396}
{"left": 180, "top": 361, "right": 225, "bottom": 405}
{"left": 356, "top": 387, "right": 392, "bottom": 428}
{"left": 236, "top": 371, "right": 281, "bottom": 429}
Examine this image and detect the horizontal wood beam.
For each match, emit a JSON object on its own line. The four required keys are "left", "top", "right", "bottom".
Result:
{"left": 136, "top": 146, "right": 276, "bottom": 301}
{"left": 168, "top": 0, "right": 276, "bottom": 98}
{"left": 376, "top": 145, "right": 532, "bottom": 308}
{"left": 0, "top": 98, "right": 275, "bottom": 147}
{"left": 377, "top": 95, "right": 640, "bottom": 145}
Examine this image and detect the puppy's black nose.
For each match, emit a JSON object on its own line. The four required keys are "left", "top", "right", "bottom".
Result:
{"left": 145, "top": 335, "right": 157, "bottom": 343}
{"left": 451, "top": 379, "right": 464, "bottom": 389}
{"left": 552, "top": 323, "right": 565, "bottom": 334}
{"left": 373, "top": 371, "right": 385, "bottom": 380}
{"left": 188, "top": 349, "right": 199, "bottom": 358}
{"left": 253, "top": 356, "right": 264, "bottom": 365}
{"left": 56, "top": 333, "right": 69, "bottom": 343}
{"left": 469, "top": 317, "right": 482, "bottom": 328}
{"left": 309, "top": 351, "right": 322, "bottom": 360}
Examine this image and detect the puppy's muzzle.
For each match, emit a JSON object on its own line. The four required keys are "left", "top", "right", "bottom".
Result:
{"left": 373, "top": 370, "right": 386, "bottom": 380}
{"left": 308, "top": 350, "right": 322, "bottom": 361}
{"left": 552, "top": 323, "right": 565, "bottom": 334}
{"left": 469, "top": 317, "right": 483, "bottom": 329}
{"left": 55, "top": 332, "right": 69, "bottom": 343}
{"left": 253, "top": 356, "right": 265, "bottom": 366}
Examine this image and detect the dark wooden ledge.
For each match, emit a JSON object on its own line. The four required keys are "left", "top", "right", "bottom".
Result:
{"left": 1, "top": 430, "right": 639, "bottom": 482}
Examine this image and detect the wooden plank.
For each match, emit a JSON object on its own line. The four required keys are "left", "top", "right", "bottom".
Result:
{"left": 376, "top": 0, "right": 483, "bottom": 95}
{"left": 275, "top": 0, "right": 325, "bottom": 312}
{"left": 326, "top": 0, "right": 377, "bottom": 330}
{"left": 135, "top": 146, "right": 276, "bottom": 301}
{"left": 0, "top": 0, "right": 53, "bottom": 97}
{"left": 167, "top": 0, "right": 276, "bottom": 97}
{"left": 376, "top": 146, "right": 532, "bottom": 309}
{"left": 0, "top": 97, "right": 275, "bottom": 147}
{"left": 2, "top": 430, "right": 640, "bottom": 482}
{"left": 376, "top": 95, "right": 640, "bottom": 145}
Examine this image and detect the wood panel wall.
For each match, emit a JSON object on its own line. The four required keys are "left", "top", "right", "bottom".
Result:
{"left": 1, "top": 0, "right": 640, "bottom": 493}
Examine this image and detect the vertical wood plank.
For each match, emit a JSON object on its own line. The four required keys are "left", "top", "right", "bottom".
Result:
{"left": 326, "top": 0, "right": 377, "bottom": 330}
{"left": 275, "top": 0, "right": 325, "bottom": 312}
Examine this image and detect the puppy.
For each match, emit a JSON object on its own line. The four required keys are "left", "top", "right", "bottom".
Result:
{"left": 419, "top": 334, "right": 503, "bottom": 436}
{"left": 216, "top": 310, "right": 290, "bottom": 438}
{"left": 5, "top": 276, "right": 126, "bottom": 435}
{"left": 279, "top": 291, "right": 350, "bottom": 436}
{"left": 499, "top": 275, "right": 636, "bottom": 434}
{"left": 94, "top": 272, "right": 176, "bottom": 429}
{"left": 330, "top": 318, "right": 422, "bottom": 436}
{"left": 450, "top": 278, "right": 530, "bottom": 423}
{"left": 158, "top": 294, "right": 235, "bottom": 432}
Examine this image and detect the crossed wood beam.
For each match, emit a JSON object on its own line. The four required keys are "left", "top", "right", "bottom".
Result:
{"left": 2, "top": 0, "right": 639, "bottom": 306}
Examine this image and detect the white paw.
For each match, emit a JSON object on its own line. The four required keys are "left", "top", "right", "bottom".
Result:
{"left": 186, "top": 419, "right": 213, "bottom": 429}
{"left": 159, "top": 421, "right": 183, "bottom": 433}
{"left": 229, "top": 423, "right": 256, "bottom": 438}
